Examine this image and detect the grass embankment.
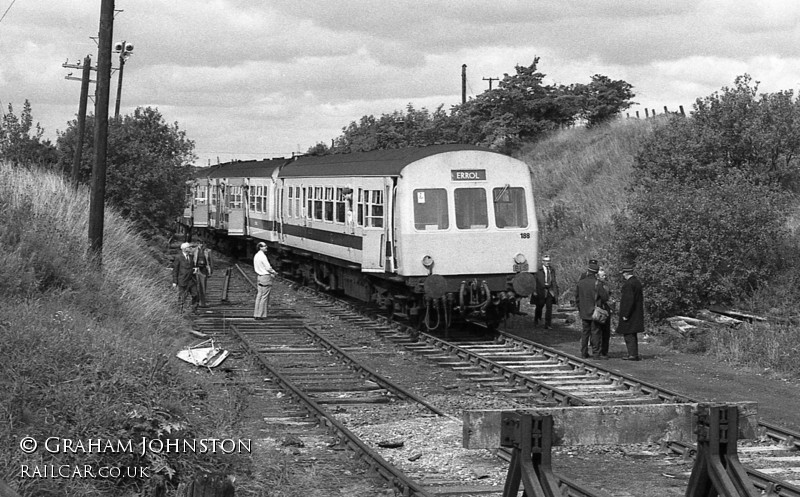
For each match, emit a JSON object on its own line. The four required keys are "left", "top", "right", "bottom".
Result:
{"left": 520, "top": 119, "right": 800, "bottom": 378}
{"left": 0, "top": 163, "right": 249, "bottom": 495}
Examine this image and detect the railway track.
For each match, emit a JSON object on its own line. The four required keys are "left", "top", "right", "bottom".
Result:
{"left": 190, "top": 264, "right": 526, "bottom": 496}
{"left": 273, "top": 265, "right": 800, "bottom": 497}
{"left": 185, "top": 259, "right": 799, "bottom": 496}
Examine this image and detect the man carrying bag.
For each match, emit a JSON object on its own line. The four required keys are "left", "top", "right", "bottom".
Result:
{"left": 575, "top": 261, "right": 608, "bottom": 359}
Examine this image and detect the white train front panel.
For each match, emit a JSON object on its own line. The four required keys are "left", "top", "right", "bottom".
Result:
{"left": 394, "top": 151, "right": 538, "bottom": 278}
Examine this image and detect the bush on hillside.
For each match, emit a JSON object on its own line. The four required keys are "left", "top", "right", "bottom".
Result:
{"left": 615, "top": 75, "right": 800, "bottom": 319}
{"left": 615, "top": 174, "right": 792, "bottom": 319}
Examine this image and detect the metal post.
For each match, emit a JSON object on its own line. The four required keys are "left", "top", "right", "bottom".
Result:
{"left": 685, "top": 404, "right": 759, "bottom": 497}
{"left": 500, "top": 412, "right": 563, "bottom": 497}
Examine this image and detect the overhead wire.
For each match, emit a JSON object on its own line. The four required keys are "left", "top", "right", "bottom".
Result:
{"left": 0, "top": 0, "right": 18, "bottom": 25}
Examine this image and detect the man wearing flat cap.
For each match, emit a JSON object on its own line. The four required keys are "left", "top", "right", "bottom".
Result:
{"left": 172, "top": 242, "right": 199, "bottom": 315}
{"left": 617, "top": 266, "right": 644, "bottom": 360}
{"left": 575, "top": 261, "right": 608, "bottom": 358}
{"left": 530, "top": 254, "right": 559, "bottom": 329}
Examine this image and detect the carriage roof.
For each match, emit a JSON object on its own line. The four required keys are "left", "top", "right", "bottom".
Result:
{"left": 200, "top": 158, "right": 287, "bottom": 179}
{"left": 279, "top": 144, "right": 503, "bottom": 178}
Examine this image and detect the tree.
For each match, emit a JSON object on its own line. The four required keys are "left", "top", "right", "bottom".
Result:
{"left": 455, "top": 58, "right": 581, "bottom": 153}
{"left": 319, "top": 59, "right": 635, "bottom": 155}
{"left": 615, "top": 75, "right": 800, "bottom": 318}
{"left": 58, "top": 107, "right": 196, "bottom": 237}
{"left": 0, "top": 100, "right": 59, "bottom": 168}
{"left": 571, "top": 74, "right": 636, "bottom": 126}
{"left": 331, "top": 104, "right": 461, "bottom": 153}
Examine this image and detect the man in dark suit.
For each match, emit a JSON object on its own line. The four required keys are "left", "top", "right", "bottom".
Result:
{"left": 172, "top": 242, "right": 199, "bottom": 315}
{"left": 617, "top": 266, "right": 645, "bottom": 360}
{"left": 530, "top": 254, "right": 559, "bottom": 329}
{"left": 575, "top": 261, "right": 608, "bottom": 358}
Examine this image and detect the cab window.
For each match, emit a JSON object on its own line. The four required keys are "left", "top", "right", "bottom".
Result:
{"left": 493, "top": 187, "right": 528, "bottom": 228}
{"left": 455, "top": 188, "right": 487, "bottom": 229}
{"left": 413, "top": 189, "right": 448, "bottom": 230}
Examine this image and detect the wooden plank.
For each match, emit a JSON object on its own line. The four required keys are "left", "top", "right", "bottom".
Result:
{"left": 462, "top": 402, "right": 758, "bottom": 449}
{"left": 708, "top": 306, "right": 767, "bottom": 322}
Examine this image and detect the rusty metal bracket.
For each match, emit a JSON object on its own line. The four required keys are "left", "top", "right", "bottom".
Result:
{"left": 685, "top": 404, "right": 760, "bottom": 497}
{"left": 499, "top": 411, "right": 563, "bottom": 497}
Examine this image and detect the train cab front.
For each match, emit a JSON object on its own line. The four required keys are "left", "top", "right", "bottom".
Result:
{"left": 413, "top": 251, "right": 537, "bottom": 334}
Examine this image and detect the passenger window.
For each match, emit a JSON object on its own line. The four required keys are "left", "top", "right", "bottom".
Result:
{"left": 413, "top": 189, "right": 449, "bottom": 230}
{"left": 455, "top": 188, "right": 487, "bottom": 229}
{"left": 335, "top": 188, "right": 346, "bottom": 223}
{"left": 493, "top": 186, "right": 528, "bottom": 228}
{"left": 366, "top": 190, "right": 384, "bottom": 228}
{"left": 313, "top": 187, "right": 323, "bottom": 220}
{"left": 324, "top": 187, "right": 334, "bottom": 222}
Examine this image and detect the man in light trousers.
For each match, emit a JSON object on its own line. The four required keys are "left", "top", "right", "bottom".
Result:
{"left": 253, "top": 242, "right": 277, "bottom": 320}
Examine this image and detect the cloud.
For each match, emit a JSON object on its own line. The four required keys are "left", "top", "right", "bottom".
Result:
{"left": 3, "top": 1, "right": 800, "bottom": 165}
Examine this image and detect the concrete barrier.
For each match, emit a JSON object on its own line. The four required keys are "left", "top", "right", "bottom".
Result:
{"left": 462, "top": 402, "right": 758, "bottom": 449}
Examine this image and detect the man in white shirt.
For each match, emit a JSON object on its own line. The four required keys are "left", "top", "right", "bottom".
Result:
{"left": 253, "top": 242, "right": 277, "bottom": 320}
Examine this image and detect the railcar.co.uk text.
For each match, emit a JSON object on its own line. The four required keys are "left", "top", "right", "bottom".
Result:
{"left": 17, "top": 436, "right": 251, "bottom": 479}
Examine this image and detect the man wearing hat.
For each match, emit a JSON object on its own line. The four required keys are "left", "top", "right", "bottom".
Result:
{"left": 172, "top": 242, "right": 199, "bottom": 315}
{"left": 617, "top": 266, "right": 644, "bottom": 360}
{"left": 575, "top": 261, "right": 608, "bottom": 358}
{"left": 530, "top": 254, "right": 559, "bottom": 329}
{"left": 578, "top": 259, "right": 599, "bottom": 281}
{"left": 253, "top": 242, "right": 278, "bottom": 320}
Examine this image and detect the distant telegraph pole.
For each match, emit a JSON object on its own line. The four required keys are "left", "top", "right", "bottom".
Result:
{"left": 483, "top": 77, "right": 498, "bottom": 91}
{"left": 113, "top": 40, "right": 133, "bottom": 119}
{"left": 461, "top": 64, "right": 467, "bottom": 104}
{"left": 89, "top": 0, "right": 115, "bottom": 258}
{"left": 63, "top": 55, "right": 94, "bottom": 187}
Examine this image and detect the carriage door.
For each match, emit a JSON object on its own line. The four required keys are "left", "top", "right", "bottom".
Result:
{"left": 277, "top": 179, "right": 286, "bottom": 241}
{"left": 359, "top": 178, "right": 390, "bottom": 272}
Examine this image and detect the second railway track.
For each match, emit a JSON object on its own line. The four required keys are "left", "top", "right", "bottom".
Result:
{"left": 185, "top": 258, "right": 800, "bottom": 497}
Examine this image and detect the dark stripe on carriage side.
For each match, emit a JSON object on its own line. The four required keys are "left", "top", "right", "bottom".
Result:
{"left": 247, "top": 218, "right": 363, "bottom": 250}
{"left": 281, "top": 223, "right": 363, "bottom": 250}
{"left": 248, "top": 218, "right": 276, "bottom": 231}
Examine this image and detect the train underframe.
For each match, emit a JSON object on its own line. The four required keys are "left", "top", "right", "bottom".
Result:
{"left": 271, "top": 246, "right": 523, "bottom": 332}
{"left": 184, "top": 227, "right": 528, "bottom": 331}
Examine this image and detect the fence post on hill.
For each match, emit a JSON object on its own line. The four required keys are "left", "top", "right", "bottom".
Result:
{"left": 88, "top": 0, "right": 114, "bottom": 260}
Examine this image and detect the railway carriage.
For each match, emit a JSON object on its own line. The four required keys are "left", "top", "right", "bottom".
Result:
{"left": 184, "top": 159, "right": 284, "bottom": 242}
{"left": 183, "top": 144, "right": 539, "bottom": 329}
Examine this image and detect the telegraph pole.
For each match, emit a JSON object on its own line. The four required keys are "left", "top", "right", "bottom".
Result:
{"left": 89, "top": 0, "right": 114, "bottom": 258}
{"left": 113, "top": 40, "right": 133, "bottom": 119}
{"left": 461, "top": 64, "right": 467, "bottom": 104}
{"left": 63, "top": 55, "right": 94, "bottom": 187}
{"left": 483, "top": 77, "right": 499, "bottom": 91}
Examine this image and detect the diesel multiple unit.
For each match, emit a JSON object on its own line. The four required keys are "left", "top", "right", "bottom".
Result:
{"left": 181, "top": 144, "right": 538, "bottom": 329}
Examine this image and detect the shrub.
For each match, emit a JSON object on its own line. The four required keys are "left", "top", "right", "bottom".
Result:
{"left": 615, "top": 173, "right": 792, "bottom": 319}
{"left": 615, "top": 75, "right": 800, "bottom": 319}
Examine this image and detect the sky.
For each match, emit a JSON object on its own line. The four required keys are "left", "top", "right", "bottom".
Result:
{"left": 2, "top": 1, "right": 800, "bottom": 167}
